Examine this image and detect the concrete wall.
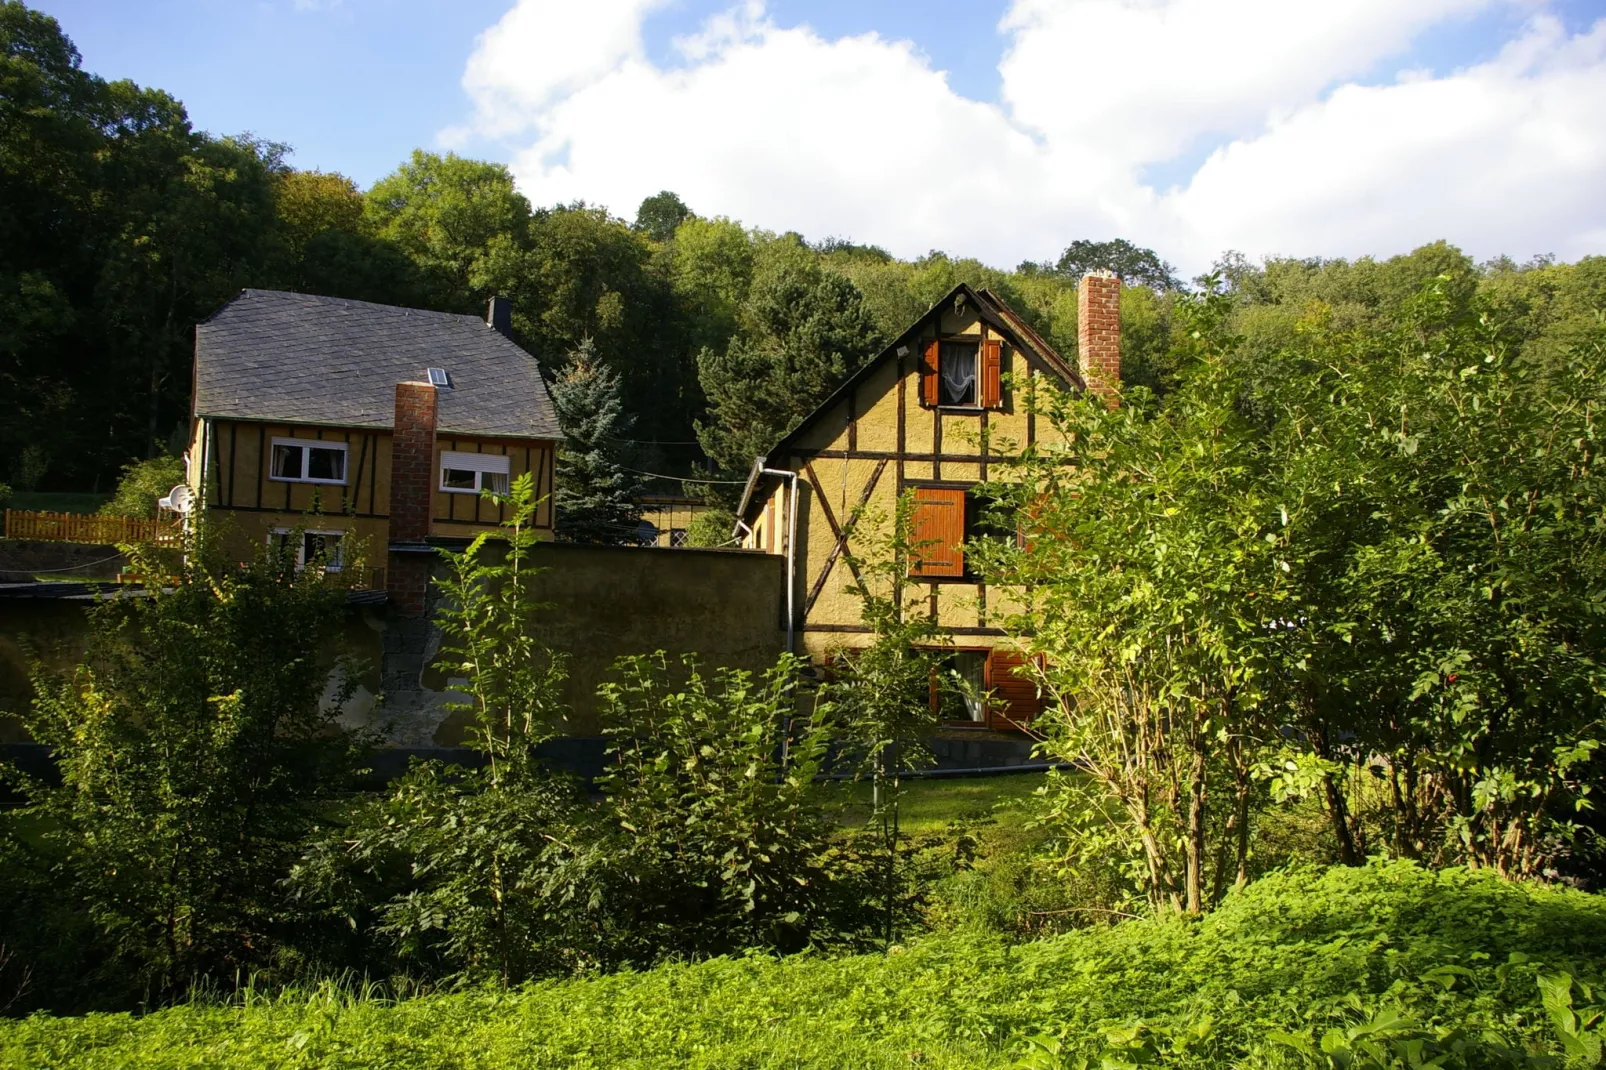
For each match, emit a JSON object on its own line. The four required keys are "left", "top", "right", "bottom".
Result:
{"left": 414, "top": 543, "right": 787, "bottom": 742}
{"left": 0, "top": 540, "right": 129, "bottom": 581}
{"left": 0, "top": 544, "right": 786, "bottom": 747}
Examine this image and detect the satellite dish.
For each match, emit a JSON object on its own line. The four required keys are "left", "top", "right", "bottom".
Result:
{"left": 159, "top": 484, "right": 195, "bottom": 514}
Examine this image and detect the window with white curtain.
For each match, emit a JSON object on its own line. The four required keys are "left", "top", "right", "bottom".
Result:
{"left": 939, "top": 341, "right": 978, "bottom": 406}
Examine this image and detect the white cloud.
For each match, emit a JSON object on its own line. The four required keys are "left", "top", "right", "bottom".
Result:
{"left": 448, "top": 0, "right": 1606, "bottom": 273}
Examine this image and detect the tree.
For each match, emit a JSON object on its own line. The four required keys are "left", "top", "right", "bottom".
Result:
{"left": 1263, "top": 284, "right": 1606, "bottom": 878}
{"left": 1055, "top": 238, "right": 1180, "bottom": 291}
{"left": 276, "top": 169, "right": 365, "bottom": 257}
{"left": 364, "top": 150, "right": 532, "bottom": 309}
{"left": 696, "top": 258, "right": 882, "bottom": 477}
{"left": 633, "top": 190, "right": 692, "bottom": 243}
{"left": 4, "top": 530, "right": 364, "bottom": 1005}
{"left": 988, "top": 289, "right": 1283, "bottom": 914}
{"left": 552, "top": 340, "right": 645, "bottom": 544}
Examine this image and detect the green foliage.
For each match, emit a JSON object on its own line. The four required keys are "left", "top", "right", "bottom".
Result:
{"left": 632, "top": 189, "right": 693, "bottom": 243}
{"left": 292, "top": 477, "right": 878, "bottom": 982}
{"left": 551, "top": 340, "right": 646, "bottom": 544}
{"left": 986, "top": 289, "right": 1282, "bottom": 914}
{"left": 6, "top": 864, "right": 1603, "bottom": 1068}
{"left": 696, "top": 252, "right": 884, "bottom": 477}
{"left": 568, "top": 651, "right": 883, "bottom": 963}
{"left": 99, "top": 454, "right": 184, "bottom": 519}
{"left": 364, "top": 150, "right": 531, "bottom": 310}
{"left": 289, "top": 472, "right": 582, "bottom": 984}
{"left": 0, "top": 529, "right": 365, "bottom": 1010}
{"left": 683, "top": 504, "right": 737, "bottom": 547}
{"left": 1052, "top": 238, "right": 1181, "bottom": 291}
{"left": 1257, "top": 281, "right": 1606, "bottom": 878}
{"left": 825, "top": 493, "right": 954, "bottom": 944}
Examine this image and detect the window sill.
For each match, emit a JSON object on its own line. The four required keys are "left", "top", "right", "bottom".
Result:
{"left": 268, "top": 477, "right": 348, "bottom": 486}
{"left": 439, "top": 487, "right": 484, "bottom": 495}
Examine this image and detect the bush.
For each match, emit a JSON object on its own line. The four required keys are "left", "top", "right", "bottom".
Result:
{"left": 4, "top": 863, "right": 1602, "bottom": 1067}
{"left": 0, "top": 534, "right": 367, "bottom": 1011}
{"left": 99, "top": 455, "right": 185, "bottom": 519}
{"left": 566, "top": 652, "right": 887, "bottom": 964}
{"left": 684, "top": 506, "right": 736, "bottom": 547}
{"left": 293, "top": 476, "right": 883, "bottom": 984}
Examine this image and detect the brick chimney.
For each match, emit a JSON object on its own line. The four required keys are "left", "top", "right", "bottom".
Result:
{"left": 387, "top": 380, "right": 436, "bottom": 616}
{"left": 487, "top": 295, "right": 512, "bottom": 339}
{"left": 1078, "top": 271, "right": 1121, "bottom": 408}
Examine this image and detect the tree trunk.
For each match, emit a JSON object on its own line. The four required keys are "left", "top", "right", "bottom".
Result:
{"left": 1312, "top": 723, "right": 1360, "bottom": 865}
{"left": 1183, "top": 730, "right": 1208, "bottom": 915}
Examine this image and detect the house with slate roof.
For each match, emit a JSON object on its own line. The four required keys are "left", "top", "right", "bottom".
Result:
{"left": 185, "top": 289, "right": 561, "bottom": 614}
{"left": 733, "top": 275, "right": 1122, "bottom": 732}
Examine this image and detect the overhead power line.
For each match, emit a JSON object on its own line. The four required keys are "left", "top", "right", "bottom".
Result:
{"left": 617, "top": 464, "right": 748, "bottom": 485}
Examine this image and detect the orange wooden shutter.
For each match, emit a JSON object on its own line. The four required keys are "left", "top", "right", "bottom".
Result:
{"left": 920, "top": 339, "right": 940, "bottom": 407}
{"left": 980, "top": 338, "right": 1003, "bottom": 408}
{"left": 910, "top": 486, "right": 965, "bottom": 577}
{"left": 986, "top": 648, "right": 1044, "bottom": 729}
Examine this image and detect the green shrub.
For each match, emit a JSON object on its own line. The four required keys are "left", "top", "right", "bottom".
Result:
{"left": 99, "top": 455, "right": 185, "bottom": 519}
{"left": 3, "top": 863, "right": 1602, "bottom": 1068}
{"left": 0, "top": 534, "right": 367, "bottom": 1011}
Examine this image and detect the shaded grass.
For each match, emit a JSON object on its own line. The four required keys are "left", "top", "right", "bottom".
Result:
{"left": 4, "top": 493, "right": 111, "bottom": 516}
{"left": 3, "top": 863, "right": 1601, "bottom": 1069}
{"left": 823, "top": 771, "right": 1048, "bottom": 836}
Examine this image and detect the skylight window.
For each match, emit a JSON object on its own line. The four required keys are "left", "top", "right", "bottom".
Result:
{"left": 427, "top": 367, "right": 450, "bottom": 388}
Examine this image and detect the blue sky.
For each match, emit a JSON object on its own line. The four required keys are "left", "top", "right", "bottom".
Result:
{"left": 29, "top": 0, "right": 1606, "bottom": 270}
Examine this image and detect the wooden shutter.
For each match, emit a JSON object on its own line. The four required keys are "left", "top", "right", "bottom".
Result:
{"left": 980, "top": 338, "right": 1003, "bottom": 409}
{"left": 986, "top": 648, "right": 1045, "bottom": 729}
{"left": 920, "top": 339, "right": 940, "bottom": 407}
{"left": 909, "top": 486, "right": 965, "bottom": 577}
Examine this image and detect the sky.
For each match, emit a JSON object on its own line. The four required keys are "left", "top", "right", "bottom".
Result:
{"left": 31, "top": 0, "right": 1606, "bottom": 275}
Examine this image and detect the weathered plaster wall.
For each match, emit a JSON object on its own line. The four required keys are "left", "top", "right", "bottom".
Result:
{"left": 0, "top": 544, "right": 785, "bottom": 747}
{"left": 419, "top": 543, "right": 787, "bottom": 742}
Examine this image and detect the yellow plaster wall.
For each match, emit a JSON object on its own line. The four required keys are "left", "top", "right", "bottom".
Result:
{"left": 744, "top": 299, "right": 1072, "bottom": 662}
{"left": 200, "top": 420, "right": 555, "bottom": 567}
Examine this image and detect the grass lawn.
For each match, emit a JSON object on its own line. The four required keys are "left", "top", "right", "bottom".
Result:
{"left": 824, "top": 770, "right": 1049, "bottom": 835}
{"left": 5, "top": 492, "right": 112, "bottom": 516}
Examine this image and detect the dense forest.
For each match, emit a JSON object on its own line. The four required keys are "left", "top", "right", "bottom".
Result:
{"left": 6, "top": 1, "right": 1602, "bottom": 510}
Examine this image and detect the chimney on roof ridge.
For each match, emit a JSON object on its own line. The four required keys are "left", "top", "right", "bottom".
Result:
{"left": 1077, "top": 271, "right": 1121, "bottom": 409}
{"left": 487, "top": 295, "right": 512, "bottom": 338}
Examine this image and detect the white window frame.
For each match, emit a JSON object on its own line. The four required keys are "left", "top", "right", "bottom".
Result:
{"left": 267, "top": 528, "right": 346, "bottom": 572}
{"left": 269, "top": 437, "right": 349, "bottom": 485}
{"left": 439, "top": 450, "right": 511, "bottom": 495}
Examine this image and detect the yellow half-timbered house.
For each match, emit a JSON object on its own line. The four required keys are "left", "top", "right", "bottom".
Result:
{"left": 187, "top": 290, "right": 561, "bottom": 614}
{"left": 735, "top": 276, "right": 1122, "bottom": 731}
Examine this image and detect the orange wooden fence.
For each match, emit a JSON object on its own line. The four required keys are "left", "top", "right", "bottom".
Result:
{"left": 4, "top": 509, "right": 180, "bottom": 545}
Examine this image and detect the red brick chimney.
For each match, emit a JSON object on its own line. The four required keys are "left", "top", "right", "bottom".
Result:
{"left": 387, "top": 380, "right": 436, "bottom": 616}
{"left": 1078, "top": 271, "right": 1121, "bottom": 408}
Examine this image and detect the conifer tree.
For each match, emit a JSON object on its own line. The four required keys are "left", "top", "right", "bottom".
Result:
{"left": 695, "top": 260, "right": 883, "bottom": 479}
{"left": 552, "top": 340, "right": 645, "bottom": 544}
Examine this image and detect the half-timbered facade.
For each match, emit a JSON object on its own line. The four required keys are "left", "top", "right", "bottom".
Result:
{"left": 735, "top": 276, "right": 1121, "bottom": 730}
{"left": 187, "top": 289, "right": 561, "bottom": 614}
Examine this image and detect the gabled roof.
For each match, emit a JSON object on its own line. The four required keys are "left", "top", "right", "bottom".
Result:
{"left": 736, "top": 284, "right": 1080, "bottom": 523}
{"left": 194, "top": 289, "right": 561, "bottom": 440}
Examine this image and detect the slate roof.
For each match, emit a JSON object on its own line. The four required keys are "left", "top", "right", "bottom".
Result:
{"left": 195, "top": 290, "right": 561, "bottom": 440}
